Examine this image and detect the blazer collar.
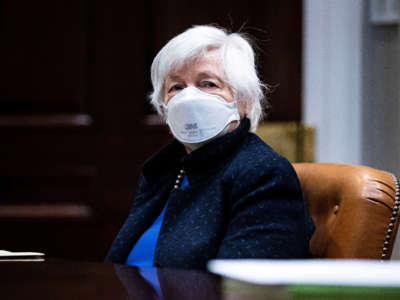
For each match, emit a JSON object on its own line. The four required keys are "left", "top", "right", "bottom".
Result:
{"left": 143, "top": 118, "right": 251, "bottom": 183}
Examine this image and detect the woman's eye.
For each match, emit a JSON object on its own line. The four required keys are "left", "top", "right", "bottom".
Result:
{"left": 200, "top": 81, "right": 217, "bottom": 88}
{"left": 169, "top": 84, "right": 184, "bottom": 92}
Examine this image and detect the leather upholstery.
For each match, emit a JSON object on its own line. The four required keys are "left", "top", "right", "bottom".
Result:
{"left": 293, "top": 163, "right": 400, "bottom": 259}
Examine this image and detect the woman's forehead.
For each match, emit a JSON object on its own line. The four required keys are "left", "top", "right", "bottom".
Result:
{"left": 166, "top": 51, "right": 223, "bottom": 80}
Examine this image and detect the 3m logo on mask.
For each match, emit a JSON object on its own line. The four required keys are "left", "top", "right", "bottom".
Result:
{"left": 184, "top": 123, "right": 198, "bottom": 130}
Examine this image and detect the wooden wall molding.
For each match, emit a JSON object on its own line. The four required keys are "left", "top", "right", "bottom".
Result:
{"left": 0, "top": 114, "right": 93, "bottom": 128}
{"left": 0, "top": 204, "right": 93, "bottom": 219}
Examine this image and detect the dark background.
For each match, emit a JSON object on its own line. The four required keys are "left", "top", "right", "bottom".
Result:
{"left": 0, "top": 0, "right": 302, "bottom": 260}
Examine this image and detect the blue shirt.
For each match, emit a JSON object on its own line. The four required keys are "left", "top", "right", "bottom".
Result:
{"left": 126, "top": 175, "right": 189, "bottom": 267}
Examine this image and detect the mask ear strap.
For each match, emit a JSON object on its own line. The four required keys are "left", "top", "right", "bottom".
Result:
{"left": 160, "top": 102, "right": 168, "bottom": 114}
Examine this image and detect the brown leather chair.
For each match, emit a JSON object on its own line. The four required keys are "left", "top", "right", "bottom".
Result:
{"left": 293, "top": 163, "right": 400, "bottom": 260}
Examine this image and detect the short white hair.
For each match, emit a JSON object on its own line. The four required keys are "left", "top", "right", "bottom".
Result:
{"left": 149, "top": 25, "right": 268, "bottom": 132}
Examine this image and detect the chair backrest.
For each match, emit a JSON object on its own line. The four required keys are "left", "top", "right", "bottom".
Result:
{"left": 293, "top": 163, "right": 400, "bottom": 260}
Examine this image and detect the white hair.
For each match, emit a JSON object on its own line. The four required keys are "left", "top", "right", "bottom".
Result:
{"left": 149, "top": 25, "right": 268, "bottom": 132}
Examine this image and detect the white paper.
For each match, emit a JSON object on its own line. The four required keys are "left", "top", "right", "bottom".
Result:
{"left": 0, "top": 250, "right": 45, "bottom": 257}
{"left": 207, "top": 259, "right": 400, "bottom": 287}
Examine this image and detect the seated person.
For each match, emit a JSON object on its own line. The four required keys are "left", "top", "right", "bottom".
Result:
{"left": 106, "top": 25, "right": 314, "bottom": 269}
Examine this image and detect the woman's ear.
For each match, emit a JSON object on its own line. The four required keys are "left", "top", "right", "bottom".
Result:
{"left": 237, "top": 98, "right": 251, "bottom": 119}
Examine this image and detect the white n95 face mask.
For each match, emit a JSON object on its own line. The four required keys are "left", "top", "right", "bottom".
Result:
{"left": 165, "top": 86, "right": 240, "bottom": 150}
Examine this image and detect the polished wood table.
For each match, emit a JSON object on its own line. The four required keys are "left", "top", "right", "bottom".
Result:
{"left": 1, "top": 259, "right": 221, "bottom": 300}
{"left": 2, "top": 259, "right": 400, "bottom": 299}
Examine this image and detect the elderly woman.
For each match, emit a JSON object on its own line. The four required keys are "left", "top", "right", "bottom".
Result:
{"left": 106, "top": 25, "right": 314, "bottom": 269}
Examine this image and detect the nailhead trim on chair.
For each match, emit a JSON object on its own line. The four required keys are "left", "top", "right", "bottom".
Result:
{"left": 381, "top": 174, "right": 400, "bottom": 260}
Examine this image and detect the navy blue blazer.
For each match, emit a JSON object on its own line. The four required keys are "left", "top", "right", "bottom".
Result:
{"left": 106, "top": 118, "right": 314, "bottom": 269}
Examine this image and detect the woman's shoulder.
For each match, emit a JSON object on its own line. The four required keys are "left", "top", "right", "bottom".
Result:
{"left": 221, "top": 132, "right": 302, "bottom": 195}
{"left": 223, "top": 132, "right": 305, "bottom": 206}
{"left": 230, "top": 132, "right": 295, "bottom": 175}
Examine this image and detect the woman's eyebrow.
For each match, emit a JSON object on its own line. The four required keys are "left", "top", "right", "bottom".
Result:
{"left": 197, "top": 71, "right": 223, "bottom": 82}
{"left": 166, "top": 74, "right": 182, "bottom": 82}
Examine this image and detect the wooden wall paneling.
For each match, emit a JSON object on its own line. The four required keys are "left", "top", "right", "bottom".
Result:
{"left": 87, "top": 0, "right": 172, "bottom": 257}
{"left": 253, "top": 1, "right": 303, "bottom": 121}
{"left": 0, "top": 0, "right": 89, "bottom": 113}
{"left": 0, "top": 0, "right": 101, "bottom": 259}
